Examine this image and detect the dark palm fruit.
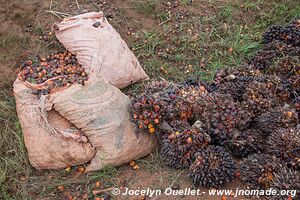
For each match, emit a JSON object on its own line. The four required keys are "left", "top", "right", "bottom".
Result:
{"left": 224, "top": 129, "right": 266, "bottom": 158}
{"left": 167, "top": 119, "right": 191, "bottom": 132}
{"left": 212, "top": 75, "right": 262, "bottom": 101}
{"left": 211, "top": 67, "right": 262, "bottom": 87}
{"left": 240, "top": 154, "right": 283, "bottom": 190}
{"left": 131, "top": 96, "right": 164, "bottom": 134}
{"left": 210, "top": 67, "right": 269, "bottom": 102}
{"left": 269, "top": 167, "right": 300, "bottom": 200}
{"left": 287, "top": 151, "right": 300, "bottom": 171}
{"left": 192, "top": 93, "right": 251, "bottom": 144}
{"left": 158, "top": 90, "right": 194, "bottom": 129}
{"left": 188, "top": 146, "right": 236, "bottom": 188}
{"left": 131, "top": 84, "right": 199, "bottom": 134}
{"left": 288, "top": 75, "right": 300, "bottom": 101}
{"left": 160, "top": 126, "right": 211, "bottom": 169}
{"left": 266, "top": 127, "right": 300, "bottom": 166}
{"left": 249, "top": 41, "right": 300, "bottom": 72}
{"left": 276, "top": 79, "right": 294, "bottom": 103}
{"left": 263, "top": 19, "right": 300, "bottom": 46}
{"left": 272, "top": 56, "right": 300, "bottom": 79}
{"left": 241, "top": 78, "right": 282, "bottom": 116}
{"left": 255, "top": 105, "right": 298, "bottom": 134}
{"left": 16, "top": 51, "right": 88, "bottom": 96}
{"left": 294, "top": 100, "right": 300, "bottom": 124}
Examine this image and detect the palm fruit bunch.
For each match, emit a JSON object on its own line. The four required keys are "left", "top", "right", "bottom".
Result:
{"left": 131, "top": 95, "right": 165, "bottom": 134}
{"left": 294, "top": 99, "right": 300, "bottom": 123}
{"left": 131, "top": 82, "right": 207, "bottom": 134}
{"left": 271, "top": 56, "right": 300, "bottom": 79}
{"left": 211, "top": 67, "right": 262, "bottom": 86}
{"left": 131, "top": 94, "right": 194, "bottom": 134}
{"left": 263, "top": 18, "right": 300, "bottom": 46}
{"left": 255, "top": 105, "right": 299, "bottom": 134}
{"left": 269, "top": 167, "right": 300, "bottom": 200}
{"left": 168, "top": 84, "right": 207, "bottom": 128}
{"left": 16, "top": 51, "right": 88, "bottom": 96}
{"left": 240, "top": 154, "right": 283, "bottom": 190}
{"left": 209, "top": 68, "right": 262, "bottom": 98}
{"left": 266, "top": 127, "right": 300, "bottom": 170}
{"left": 224, "top": 129, "right": 265, "bottom": 158}
{"left": 188, "top": 146, "right": 236, "bottom": 188}
{"left": 287, "top": 74, "right": 300, "bottom": 100}
{"left": 241, "top": 78, "right": 283, "bottom": 116}
{"left": 160, "top": 125, "right": 211, "bottom": 169}
{"left": 155, "top": 90, "right": 194, "bottom": 131}
{"left": 276, "top": 79, "right": 294, "bottom": 103}
{"left": 249, "top": 41, "right": 300, "bottom": 72}
{"left": 210, "top": 74, "right": 253, "bottom": 101}
{"left": 192, "top": 93, "right": 251, "bottom": 144}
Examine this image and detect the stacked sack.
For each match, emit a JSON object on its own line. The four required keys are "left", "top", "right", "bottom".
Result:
{"left": 14, "top": 12, "right": 155, "bottom": 172}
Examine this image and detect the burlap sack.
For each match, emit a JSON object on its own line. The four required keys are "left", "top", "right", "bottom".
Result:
{"left": 54, "top": 12, "right": 149, "bottom": 89}
{"left": 13, "top": 79, "right": 96, "bottom": 169}
{"left": 47, "top": 76, "right": 156, "bottom": 172}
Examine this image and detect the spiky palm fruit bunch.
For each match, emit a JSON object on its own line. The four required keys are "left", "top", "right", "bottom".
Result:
{"left": 212, "top": 67, "right": 262, "bottom": 87}
{"left": 131, "top": 82, "right": 209, "bottom": 134}
{"left": 192, "top": 93, "right": 252, "bottom": 144}
{"left": 288, "top": 75, "right": 300, "bottom": 99}
{"left": 131, "top": 85, "right": 197, "bottom": 134}
{"left": 224, "top": 129, "right": 266, "bottom": 158}
{"left": 213, "top": 76, "right": 266, "bottom": 102}
{"left": 294, "top": 100, "right": 300, "bottom": 123}
{"left": 188, "top": 146, "right": 236, "bottom": 188}
{"left": 272, "top": 56, "right": 300, "bottom": 78}
{"left": 276, "top": 80, "right": 294, "bottom": 103}
{"left": 241, "top": 79, "right": 283, "bottom": 116}
{"left": 255, "top": 106, "right": 298, "bottom": 134}
{"left": 159, "top": 93, "right": 194, "bottom": 130}
{"left": 131, "top": 96, "right": 164, "bottom": 134}
{"left": 240, "top": 154, "right": 283, "bottom": 190}
{"left": 160, "top": 126, "right": 211, "bottom": 169}
{"left": 263, "top": 19, "right": 300, "bottom": 46}
{"left": 287, "top": 151, "right": 300, "bottom": 171}
{"left": 266, "top": 128, "right": 300, "bottom": 168}
{"left": 269, "top": 167, "right": 300, "bottom": 200}
{"left": 210, "top": 67, "right": 277, "bottom": 102}
{"left": 249, "top": 41, "right": 300, "bottom": 72}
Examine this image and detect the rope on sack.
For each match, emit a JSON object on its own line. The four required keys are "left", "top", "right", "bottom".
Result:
{"left": 38, "top": 95, "right": 88, "bottom": 143}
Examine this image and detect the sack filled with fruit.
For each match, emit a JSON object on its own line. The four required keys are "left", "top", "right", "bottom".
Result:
{"left": 13, "top": 79, "right": 96, "bottom": 169}
{"left": 54, "top": 12, "right": 149, "bottom": 89}
{"left": 14, "top": 51, "right": 155, "bottom": 171}
{"left": 46, "top": 74, "right": 156, "bottom": 172}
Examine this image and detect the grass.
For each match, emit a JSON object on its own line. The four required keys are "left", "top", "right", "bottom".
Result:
{"left": 0, "top": 0, "right": 299, "bottom": 199}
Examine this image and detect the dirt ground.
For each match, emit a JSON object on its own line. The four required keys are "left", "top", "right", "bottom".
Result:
{"left": 0, "top": 0, "right": 299, "bottom": 199}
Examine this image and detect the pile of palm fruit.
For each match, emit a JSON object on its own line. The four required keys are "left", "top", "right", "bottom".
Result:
{"left": 131, "top": 19, "right": 300, "bottom": 198}
{"left": 16, "top": 51, "right": 88, "bottom": 96}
